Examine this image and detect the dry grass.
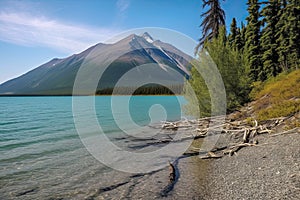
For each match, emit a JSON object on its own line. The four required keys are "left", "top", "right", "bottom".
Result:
{"left": 251, "top": 70, "right": 300, "bottom": 121}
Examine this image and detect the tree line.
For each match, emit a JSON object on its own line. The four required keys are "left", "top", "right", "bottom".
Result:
{"left": 96, "top": 84, "right": 183, "bottom": 95}
{"left": 241, "top": 0, "right": 299, "bottom": 81}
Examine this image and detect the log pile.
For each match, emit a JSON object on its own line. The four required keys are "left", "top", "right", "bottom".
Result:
{"left": 160, "top": 116, "right": 299, "bottom": 159}
{"left": 160, "top": 115, "right": 299, "bottom": 195}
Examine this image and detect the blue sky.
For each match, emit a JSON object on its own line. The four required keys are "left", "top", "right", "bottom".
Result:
{"left": 0, "top": 0, "right": 248, "bottom": 84}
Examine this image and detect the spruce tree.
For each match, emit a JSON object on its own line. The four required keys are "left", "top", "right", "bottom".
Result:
{"left": 238, "top": 22, "right": 247, "bottom": 51}
{"left": 261, "top": 0, "right": 281, "bottom": 78}
{"left": 276, "top": 0, "right": 300, "bottom": 70}
{"left": 276, "top": 0, "right": 289, "bottom": 70}
{"left": 230, "top": 20, "right": 245, "bottom": 52}
{"left": 245, "top": 0, "right": 262, "bottom": 81}
{"left": 287, "top": 0, "right": 300, "bottom": 69}
{"left": 229, "top": 18, "right": 237, "bottom": 48}
{"left": 195, "top": 0, "right": 226, "bottom": 53}
{"left": 234, "top": 27, "right": 243, "bottom": 51}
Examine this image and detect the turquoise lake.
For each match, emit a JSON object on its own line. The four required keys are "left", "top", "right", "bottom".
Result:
{"left": 0, "top": 96, "right": 186, "bottom": 199}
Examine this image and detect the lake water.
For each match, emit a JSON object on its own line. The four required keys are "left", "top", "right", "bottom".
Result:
{"left": 0, "top": 96, "right": 187, "bottom": 199}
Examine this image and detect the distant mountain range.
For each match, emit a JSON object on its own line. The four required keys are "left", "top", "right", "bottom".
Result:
{"left": 0, "top": 32, "right": 192, "bottom": 95}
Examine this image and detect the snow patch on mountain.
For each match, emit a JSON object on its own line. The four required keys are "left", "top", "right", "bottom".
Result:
{"left": 142, "top": 32, "right": 154, "bottom": 43}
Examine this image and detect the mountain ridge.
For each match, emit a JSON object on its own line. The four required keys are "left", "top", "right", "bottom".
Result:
{"left": 0, "top": 32, "right": 192, "bottom": 95}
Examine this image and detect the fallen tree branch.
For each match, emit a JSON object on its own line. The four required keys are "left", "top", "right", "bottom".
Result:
{"left": 223, "top": 143, "right": 257, "bottom": 156}
{"left": 200, "top": 151, "right": 223, "bottom": 159}
{"left": 270, "top": 128, "right": 299, "bottom": 137}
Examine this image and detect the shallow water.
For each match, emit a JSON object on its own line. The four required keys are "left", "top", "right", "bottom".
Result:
{"left": 0, "top": 96, "right": 186, "bottom": 199}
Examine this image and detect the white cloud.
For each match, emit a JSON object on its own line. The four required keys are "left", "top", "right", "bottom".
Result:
{"left": 0, "top": 12, "right": 120, "bottom": 53}
{"left": 116, "top": 0, "right": 130, "bottom": 12}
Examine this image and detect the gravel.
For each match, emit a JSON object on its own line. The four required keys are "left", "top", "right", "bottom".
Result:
{"left": 171, "top": 132, "right": 300, "bottom": 200}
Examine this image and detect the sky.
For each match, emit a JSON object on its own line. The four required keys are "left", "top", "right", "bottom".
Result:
{"left": 0, "top": 0, "right": 248, "bottom": 84}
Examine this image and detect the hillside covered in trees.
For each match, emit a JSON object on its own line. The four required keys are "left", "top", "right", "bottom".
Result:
{"left": 186, "top": 0, "right": 300, "bottom": 118}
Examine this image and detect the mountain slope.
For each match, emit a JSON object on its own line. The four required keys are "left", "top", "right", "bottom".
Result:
{"left": 0, "top": 32, "right": 192, "bottom": 95}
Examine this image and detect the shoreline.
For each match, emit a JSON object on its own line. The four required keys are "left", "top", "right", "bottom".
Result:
{"left": 0, "top": 94, "right": 182, "bottom": 97}
{"left": 82, "top": 130, "right": 299, "bottom": 199}
{"left": 94, "top": 113, "right": 300, "bottom": 199}
{"left": 3, "top": 116, "right": 299, "bottom": 199}
{"left": 79, "top": 114, "right": 300, "bottom": 199}
{"left": 97, "top": 132, "right": 299, "bottom": 200}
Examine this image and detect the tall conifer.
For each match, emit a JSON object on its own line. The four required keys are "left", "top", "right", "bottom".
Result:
{"left": 287, "top": 0, "right": 300, "bottom": 69}
{"left": 276, "top": 0, "right": 289, "bottom": 70}
{"left": 195, "top": 0, "right": 226, "bottom": 53}
{"left": 261, "top": 0, "right": 281, "bottom": 78}
{"left": 276, "top": 0, "right": 300, "bottom": 70}
{"left": 229, "top": 18, "right": 237, "bottom": 48}
{"left": 245, "top": 0, "right": 262, "bottom": 81}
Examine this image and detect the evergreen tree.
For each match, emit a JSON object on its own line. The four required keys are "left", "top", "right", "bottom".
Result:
{"left": 287, "top": 0, "right": 300, "bottom": 69}
{"left": 234, "top": 27, "right": 244, "bottom": 51}
{"left": 195, "top": 0, "right": 226, "bottom": 53}
{"left": 275, "top": 0, "right": 289, "bottom": 70}
{"left": 245, "top": 0, "right": 262, "bottom": 81}
{"left": 261, "top": 0, "right": 282, "bottom": 78}
{"left": 276, "top": 0, "right": 300, "bottom": 70}
{"left": 240, "top": 22, "right": 247, "bottom": 43}
{"left": 237, "top": 22, "right": 247, "bottom": 51}
{"left": 229, "top": 18, "right": 237, "bottom": 48}
{"left": 229, "top": 19, "right": 244, "bottom": 51}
